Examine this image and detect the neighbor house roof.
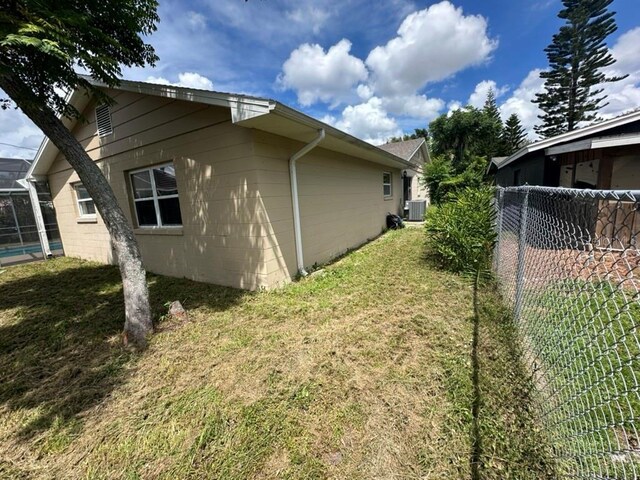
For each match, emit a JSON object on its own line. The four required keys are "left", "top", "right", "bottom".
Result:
{"left": 0, "top": 157, "right": 31, "bottom": 191}
{"left": 27, "top": 77, "right": 415, "bottom": 179}
{"left": 378, "top": 138, "right": 430, "bottom": 166}
{"left": 490, "top": 109, "right": 640, "bottom": 172}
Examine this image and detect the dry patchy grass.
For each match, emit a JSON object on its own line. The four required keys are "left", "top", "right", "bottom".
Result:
{"left": 0, "top": 228, "right": 553, "bottom": 479}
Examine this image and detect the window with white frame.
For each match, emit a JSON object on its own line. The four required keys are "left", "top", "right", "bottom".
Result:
{"left": 383, "top": 172, "right": 392, "bottom": 197}
{"left": 130, "top": 163, "right": 182, "bottom": 227}
{"left": 74, "top": 183, "right": 96, "bottom": 217}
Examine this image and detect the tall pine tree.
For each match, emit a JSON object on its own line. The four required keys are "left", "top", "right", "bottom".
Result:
{"left": 502, "top": 114, "right": 527, "bottom": 155}
{"left": 533, "top": 0, "right": 626, "bottom": 138}
{"left": 479, "top": 88, "right": 505, "bottom": 158}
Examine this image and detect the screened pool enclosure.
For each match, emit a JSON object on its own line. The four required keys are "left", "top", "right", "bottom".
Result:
{"left": 0, "top": 158, "right": 63, "bottom": 266}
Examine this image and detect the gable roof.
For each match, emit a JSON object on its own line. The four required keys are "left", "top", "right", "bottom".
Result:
{"left": 378, "top": 138, "right": 430, "bottom": 166}
{"left": 491, "top": 109, "right": 640, "bottom": 171}
{"left": 27, "top": 77, "right": 415, "bottom": 179}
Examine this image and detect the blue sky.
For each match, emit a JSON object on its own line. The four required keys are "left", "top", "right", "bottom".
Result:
{"left": 2, "top": 0, "right": 639, "bottom": 157}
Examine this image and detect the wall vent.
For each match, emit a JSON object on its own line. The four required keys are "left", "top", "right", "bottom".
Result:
{"left": 95, "top": 104, "right": 113, "bottom": 137}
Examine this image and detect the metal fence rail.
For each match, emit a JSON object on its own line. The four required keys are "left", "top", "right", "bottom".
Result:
{"left": 494, "top": 186, "right": 640, "bottom": 479}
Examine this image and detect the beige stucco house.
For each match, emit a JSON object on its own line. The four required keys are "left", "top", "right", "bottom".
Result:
{"left": 378, "top": 138, "right": 430, "bottom": 207}
{"left": 23, "top": 78, "right": 419, "bottom": 290}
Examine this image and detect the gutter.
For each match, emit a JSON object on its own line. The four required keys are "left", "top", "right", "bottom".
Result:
{"left": 290, "top": 129, "right": 325, "bottom": 277}
{"left": 18, "top": 177, "right": 52, "bottom": 258}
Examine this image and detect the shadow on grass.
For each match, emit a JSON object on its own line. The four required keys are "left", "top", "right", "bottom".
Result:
{"left": 0, "top": 258, "right": 245, "bottom": 447}
{"left": 470, "top": 281, "right": 557, "bottom": 479}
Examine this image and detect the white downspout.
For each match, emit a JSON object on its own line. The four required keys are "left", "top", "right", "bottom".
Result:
{"left": 290, "top": 129, "right": 325, "bottom": 277}
{"left": 25, "top": 177, "right": 52, "bottom": 258}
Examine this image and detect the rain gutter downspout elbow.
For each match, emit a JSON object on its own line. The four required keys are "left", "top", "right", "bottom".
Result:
{"left": 24, "top": 176, "right": 52, "bottom": 258}
{"left": 290, "top": 129, "right": 325, "bottom": 277}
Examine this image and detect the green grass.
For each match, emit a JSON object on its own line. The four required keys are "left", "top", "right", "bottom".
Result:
{"left": 524, "top": 280, "right": 640, "bottom": 478}
{"left": 0, "top": 228, "right": 553, "bottom": 478}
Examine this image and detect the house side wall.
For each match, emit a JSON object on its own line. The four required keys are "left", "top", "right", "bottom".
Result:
{"left": 610, "top": 154, "right": 640, "bottom": 189}
{"left": 251, "top": 130, "right": 403, "bottom": 286}
{"left": 47, "top": 90, "right": 277, "bottom": 290}
{"left": 495, "top": 153, "right": 546, "bottom": 187}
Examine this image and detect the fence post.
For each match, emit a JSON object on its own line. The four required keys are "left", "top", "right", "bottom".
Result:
{"left": 494, "top": 188, "right": 504, "bottom": 272}
{"left": 514, "top": 188, "right": 529, "bottom": 321}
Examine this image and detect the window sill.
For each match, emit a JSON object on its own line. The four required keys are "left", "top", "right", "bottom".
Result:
{"left": 384, "top": 196, "right": 394, "bottom": 201}
{"left": 134, "top": 227, "right": 183, "bottom": 236}
{"left": 77, "top": 216, "right": 97, "bottom": 224}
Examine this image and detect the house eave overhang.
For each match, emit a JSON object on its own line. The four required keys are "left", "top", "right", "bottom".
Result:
{"left": 237, "top": 102, "right": 414, "bottom": 169}
{"left": 544, "top": 132, "right": 640, "bottom": 156}
{"left": 493, "top": 110, "right": 640, "bottom": 171}
{"left": 29, "top": 76, "right": 412, "bottom": 177}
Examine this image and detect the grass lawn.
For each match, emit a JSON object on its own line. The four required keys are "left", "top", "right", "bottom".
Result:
{"left": 0, "top": 228, "right": 554, "bottom": 479}
{"left": 524, "top": 280, "right": 640, "bottom": 477}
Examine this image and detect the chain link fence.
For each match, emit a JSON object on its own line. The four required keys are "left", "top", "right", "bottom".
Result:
{"left": 494, "top": 186, "right": 640, "bottom": 479}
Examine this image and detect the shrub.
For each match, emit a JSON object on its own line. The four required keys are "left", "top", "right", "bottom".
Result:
{"left": 425, "top": 186, "right": 496, "bottom": 275}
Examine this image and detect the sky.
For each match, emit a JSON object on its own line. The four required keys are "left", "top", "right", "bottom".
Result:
{"left": 2, "top": 0, "right": 640, "bottom": 158}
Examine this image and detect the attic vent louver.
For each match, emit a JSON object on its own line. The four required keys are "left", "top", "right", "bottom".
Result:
{"left": 95, "top": 104, "right": 113, "bottom": 137}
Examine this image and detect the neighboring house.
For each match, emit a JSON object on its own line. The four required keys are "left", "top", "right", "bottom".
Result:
{"left": 378, "top": 138, "right": 430, "bottom": 207}
{"left": 23, "top": 77, "right": 417, "bottom": 290}
{"left": 0, "top": 158, "right": 62, "bottom": 265}
{"left": 489, "top": 110, "right": 640, "bottom": 189}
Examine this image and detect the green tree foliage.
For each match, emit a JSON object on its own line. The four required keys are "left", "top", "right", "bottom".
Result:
{"left": 429, "top": 106, "right": 504, "bottom": 172}
{"left": 423, "top": 155, "right": 453, "bottom": 205}
{"left": 502, "top": 113, "right": 527, "bottom": 155}
{"left": 0, "top": 0, "right": 159, "bottom": 115}
{"left": 424, "top": 154, "right": 486, "bottom": 205}
{"left": 483, "top": 88, "right": 501, "bottom": 123}
{"left": 425, "top": 186, "right": 497, "bottom": 275}
{"left": 388, "top": 128, "right": 428, "bottom": 143}
{"left": 479, "top": 88, "right": 505, "bottom": 160}
{"left": 533, "top": 0, "right": 627, "bottom": 137}
{"left": 0, "top": 0, "right": 160, "bottom": 348}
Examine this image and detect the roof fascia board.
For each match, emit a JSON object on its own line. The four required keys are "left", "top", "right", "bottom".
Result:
{"left": 406, "top": 138, "right": 427, "bottom": 165}
{"left": 86, "top": 76, "right": 274, "bottom": 114}
{"left": 545, "top": 139, "right": 593, "bottom": 155}
{"left": 28, "top": 88, "right": 90, "bottom": 177}
{"left": 497, "top": 110, "right": 640, "bottom": 170}
{"left": 593, "top": 133, "right": 640, "bottom": 149}
{"left": 268, "top": 102, "right": 414, "bottom": 169}
{"left": 32, "top": 76, "right": 415, "bottom": 176}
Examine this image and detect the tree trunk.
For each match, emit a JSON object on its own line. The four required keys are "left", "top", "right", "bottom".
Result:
{"left": 0, "top": 74, "right": 153, "bottom": 349}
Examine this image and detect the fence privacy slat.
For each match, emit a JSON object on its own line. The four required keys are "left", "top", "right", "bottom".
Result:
{"left": 494, "top": 186, "right": 640, "bottom": 479}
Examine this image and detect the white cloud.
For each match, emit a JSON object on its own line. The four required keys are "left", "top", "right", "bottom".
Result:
{"left": 599, "top": 27, "right": 640, "bottom": 119}
{"left": 0, "top": 102, "right": 43, "bottom": 159}
{"left": 186, "top": 11, "right": 207, "bottom": 31}
{"left": 145, "top": 72, "right": 214, "bottom": 91}
{"left": 366, "top": 1, "right": 497, "bottom": 96}
{"left": 382, "top": 95, "right": 444, "bottom": 120}
{"left": 356, "top": 84, "right": 374, "bottom": 101}
{"left": 447, "top": 101, "right": 462, "bottom": 116}
{"left": 607, "top": 27, "right": 640, "bottom": 75}
{"left": 498, "top": 69, "right": 545, "bottom": 138}
{"left": 495, "top": 27, "right": 640, "bottom": 138}
{"left": 278, "top": 39, "right": 368, "bottom": 107}
{"left": 286, "top": 6, "right": 329, "bottom": 35}
{"left": 467, "top": 80, "right": 509, "bottom": 108}
{"left": 324, "top": 97, "right": 402, "bottom": 145}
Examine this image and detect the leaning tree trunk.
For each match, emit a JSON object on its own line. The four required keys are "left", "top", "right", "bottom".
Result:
{"left": 0, "top": 74, "right": 153, "bottom": 349}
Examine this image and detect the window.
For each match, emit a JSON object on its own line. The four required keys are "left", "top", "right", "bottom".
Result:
{"left": 95, "top": 104, "right": 113, "bottom": 137}
{"left": 383, "top": 172, "right": 392, "bottom": 197}
{"left": 74, "top": 184, "right": 96, "bottom": 217}
{"left": 130, "top": 163, "right": 182, "bottom": 227}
